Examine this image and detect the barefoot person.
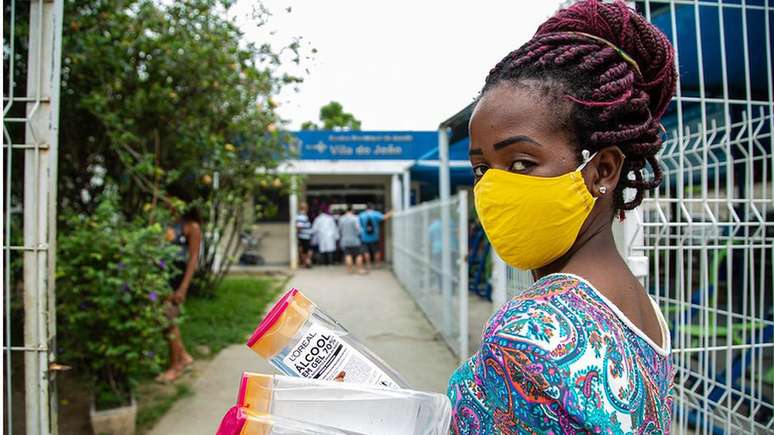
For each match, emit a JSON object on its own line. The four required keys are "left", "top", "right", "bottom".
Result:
{"left": 448, "top": 1, "right": 677, "bottom": 433}
{"left": 157, "top": 205, "right": 201, "bottom": 383}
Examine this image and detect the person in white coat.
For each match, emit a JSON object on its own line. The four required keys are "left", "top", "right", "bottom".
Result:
{"left": 311, "top": 206, "right": 339, "bottom": 265}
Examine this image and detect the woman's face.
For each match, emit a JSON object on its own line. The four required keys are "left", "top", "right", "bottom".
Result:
{"left": 469, "top": 83, "right": 581, "bottom": 182}
{"left": 469, "top": 81, "right": 625, "bottom": 247}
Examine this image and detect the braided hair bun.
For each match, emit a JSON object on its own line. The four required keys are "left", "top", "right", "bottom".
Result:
{"left": 483, "top": 0, "right": 677, "bottom": 211}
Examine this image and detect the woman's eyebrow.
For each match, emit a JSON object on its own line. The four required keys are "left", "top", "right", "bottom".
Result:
{"left": 468, "top": 148, "right": 483, "bottom": 156}
{"left": 493, "top": 135, "right": 543, "bottom": 150}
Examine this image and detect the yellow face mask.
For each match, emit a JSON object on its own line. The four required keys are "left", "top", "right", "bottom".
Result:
{"left": 473, "top": 151, "right": 597, "bottom": 271}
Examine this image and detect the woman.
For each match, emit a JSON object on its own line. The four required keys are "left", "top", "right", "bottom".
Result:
{"left": 448, "top": 1, "right": 677, "bottom": 433}
{"left": 157, "top": 205, "right": 202, "bottom": 383}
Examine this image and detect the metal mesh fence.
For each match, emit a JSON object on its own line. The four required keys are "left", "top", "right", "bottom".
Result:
{"left": 392, "top": 192, "right": 469, "bottom": 361}
{"left": 637, "top": 1, "right": 773, "bottom": 432}
{"left": 642, "top": 111, "right": 774, "bottom": 434}
{"left": 3, "top": 0, "right": 64, "bottom": 433}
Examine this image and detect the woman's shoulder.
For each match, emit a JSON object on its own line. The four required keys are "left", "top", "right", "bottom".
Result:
{"left": 518, "top": 272, "right": 587, "bottom": 300}
{"left": 183, "top": 220, "right": 201, "bottom": 235}
{"left": 481, "top": 273, "right": 590, "bottom": 348}
{"left": 473, "top": 273, "right": 673, "bottom": 433}
{"left": 475, "top": 274, "right": 611, "bottom": 407}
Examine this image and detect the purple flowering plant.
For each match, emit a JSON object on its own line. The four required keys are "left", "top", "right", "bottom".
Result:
{"left": 56, "top": 190, "right": 179, "bottom": 409}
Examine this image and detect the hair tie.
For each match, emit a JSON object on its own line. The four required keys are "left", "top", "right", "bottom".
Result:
{"left": 568, "top": 31, "right": 642, "bottom": 78}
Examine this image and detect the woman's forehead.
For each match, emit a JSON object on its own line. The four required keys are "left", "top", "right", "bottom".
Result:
{"left": 470, "top": 84, "right": 573, "bottom": 149}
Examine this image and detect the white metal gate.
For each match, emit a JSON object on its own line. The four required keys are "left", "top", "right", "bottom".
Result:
{"left": 637, "top": 1, "right": 773, "bottom": 433}
{"left": 641, "top": 112, "right": 773, "bottom": 434}
{"left": 3, "top": 0, "right": 64, "bottom": 433}
{"left": 392, "top": 192, "right": 469, "bottom": 360}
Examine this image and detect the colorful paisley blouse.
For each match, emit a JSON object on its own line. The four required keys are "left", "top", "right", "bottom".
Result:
{"left": 448, "top": 273, "right": 673, "bottom": 434}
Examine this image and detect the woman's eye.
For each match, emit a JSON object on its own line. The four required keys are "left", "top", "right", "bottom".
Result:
{"left": 472, "top": 165, "right": 488, "bottom": 179}
{"left": 510, "top": 160, "right": 533, "bottom": 172}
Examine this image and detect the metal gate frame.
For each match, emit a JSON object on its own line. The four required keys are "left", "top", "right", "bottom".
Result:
{"left": 392, "top": 191, "right": 469, "bottom": 361}
{"left": 3, "top": 0, "right": 64, "bottom": 433}
{"left": 635, "top": 1, "right": 773, "bottom": 433}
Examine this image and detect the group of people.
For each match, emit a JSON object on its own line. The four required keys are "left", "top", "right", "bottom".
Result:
{"left": 295, "top": 202, "right": 391, "bottom": 274}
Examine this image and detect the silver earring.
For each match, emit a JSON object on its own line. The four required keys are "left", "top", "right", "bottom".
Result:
{"left": 599, "top": 186, "right": 608, "bottom": 195}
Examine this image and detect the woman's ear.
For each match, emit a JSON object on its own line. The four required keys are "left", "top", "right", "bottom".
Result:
{"left": 590, "top": 146, "right": 625, "bottom": 198}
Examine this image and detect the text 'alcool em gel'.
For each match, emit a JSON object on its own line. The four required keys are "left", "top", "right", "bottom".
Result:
{"left": 247, "top": 288, "right": 409, "bottom": 388}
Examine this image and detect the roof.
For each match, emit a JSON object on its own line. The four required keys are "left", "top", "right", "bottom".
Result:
{"left": 438, "top": 101, "right": 475, "bottom": 145}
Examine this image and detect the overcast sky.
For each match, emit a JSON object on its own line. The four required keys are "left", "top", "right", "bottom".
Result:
{"left": 233, "top": 1, "right": 564, "bottom": 131}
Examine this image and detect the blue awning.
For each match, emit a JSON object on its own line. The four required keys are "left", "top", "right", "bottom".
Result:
{"left": 409, "top": 134, "right": 473, "bottom": 197}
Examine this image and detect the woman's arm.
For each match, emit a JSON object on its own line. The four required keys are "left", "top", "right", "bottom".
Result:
{"left": 173, "top": 221, "right": 201, "bottom": 303}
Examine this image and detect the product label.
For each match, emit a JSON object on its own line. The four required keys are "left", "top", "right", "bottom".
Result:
{"left": 282, "top": 323, "right": 399, "bottom": 388}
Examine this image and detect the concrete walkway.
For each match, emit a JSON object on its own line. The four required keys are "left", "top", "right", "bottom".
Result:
{"left": 148, "top": 266, "right": 461, "bottom": 435}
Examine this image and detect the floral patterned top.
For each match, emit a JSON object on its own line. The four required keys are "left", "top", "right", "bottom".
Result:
{"left": 448, "top": 273, "right": 673, "bottom": 434}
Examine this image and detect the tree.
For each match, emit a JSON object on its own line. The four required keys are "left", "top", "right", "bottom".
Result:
{"left": 300, "top": 120, "right": 319, "bottom": 131}
{"left": 58, "top": 0, "right": 301, "bottom": 292}
{"left": 301, "top": 101, "right": 361, "bottom": 130}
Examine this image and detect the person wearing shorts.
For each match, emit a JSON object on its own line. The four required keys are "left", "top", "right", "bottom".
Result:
{"left": 358, "top": 204, "right": 392, "bottom": 270}
{"left": 343, "top": 245, "right": 362, "bottom": 259}
{"left": 296, "top": 202, "right": 313, "bottom": 268}
{"left": 338, "top": 205, "right": 365, "bottom": 274}
{"left": 362, "top": 240, "right": 379, "bottom": 261}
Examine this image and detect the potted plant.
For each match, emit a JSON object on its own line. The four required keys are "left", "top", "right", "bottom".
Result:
{"left": 57, "top": 190, "right": 178, "bottom": 435}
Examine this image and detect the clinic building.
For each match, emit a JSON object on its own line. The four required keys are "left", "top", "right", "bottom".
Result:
{"left": 253, "top": 130, "right": 472, "bottom": 267}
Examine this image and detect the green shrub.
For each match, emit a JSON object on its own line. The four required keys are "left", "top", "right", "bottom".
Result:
{"left": 57, "top": 190, "right": 179, "bottom": 409}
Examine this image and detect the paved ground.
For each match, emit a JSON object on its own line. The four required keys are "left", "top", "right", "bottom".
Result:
{"left": 149, "top": 266, "right": 491, "bottom": 435}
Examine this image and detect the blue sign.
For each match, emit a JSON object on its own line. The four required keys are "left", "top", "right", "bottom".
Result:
{"left": 291, "top": 131, "right": 438, "bottom": 160}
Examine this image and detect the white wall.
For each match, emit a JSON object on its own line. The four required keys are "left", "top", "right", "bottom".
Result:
{"left": 250, "top": 222, "right": 291, "bottom": 265}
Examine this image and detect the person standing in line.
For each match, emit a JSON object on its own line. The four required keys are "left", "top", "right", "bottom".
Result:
{"left": 311, "top": 205, "right": 338, "bottom": 266}
{"left": 295, "top": 202, "right": 313, "bottom": 268}
{"left": 359, "top": 203, "right": 392, "bottom": 270}
{"left": 338, "top": 205, "right": 366, "bottom": 274}
{"left": 333, "top": 208, "right": 344, "bottom": 264}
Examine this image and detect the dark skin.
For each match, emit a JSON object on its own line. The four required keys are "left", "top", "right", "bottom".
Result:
{"left": 156, "top": 213, "right": 201, "bottom": 383}
{"left": 469, "top": 82, "right": 663, "bottom": 347}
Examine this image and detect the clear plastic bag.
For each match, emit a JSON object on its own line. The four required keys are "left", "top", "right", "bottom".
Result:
{"left": 237, "top": 372, "right": 452, "bottom": 435}
{"left": 216, "top": 406, "right": 361, "bottom": 435}
{"left": 247, "top": 288, "right": 409, "bottom": 388}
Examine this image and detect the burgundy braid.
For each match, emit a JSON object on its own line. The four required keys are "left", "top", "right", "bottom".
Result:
{"left": 483, "top": 0, "right": 677, "bottom": 213}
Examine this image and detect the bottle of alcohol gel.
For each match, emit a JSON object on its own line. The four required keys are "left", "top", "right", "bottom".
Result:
{"left": 237, "top": 372, "right": 452, "bottom": 435}
{"left": 247, "top": 288, "right": 409, "bottom": 388}
{"left": 216, "top": 406, "right": 360, "bottom": 435}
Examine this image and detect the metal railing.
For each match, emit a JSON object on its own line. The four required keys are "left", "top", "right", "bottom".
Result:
{"left": 638, "top": 0, "right": 773, "bottom": 432}
{"left": 392, "top": 192, "right": 469, "bottom": 361}
{"left": 639, "top": 110, "right": 774, "bottom": 434}
{"left": 3, "top": 0, "right": 64, "bottom": 434}
{"left": 502, "top": 121, "right": 774, "bottom": 434}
